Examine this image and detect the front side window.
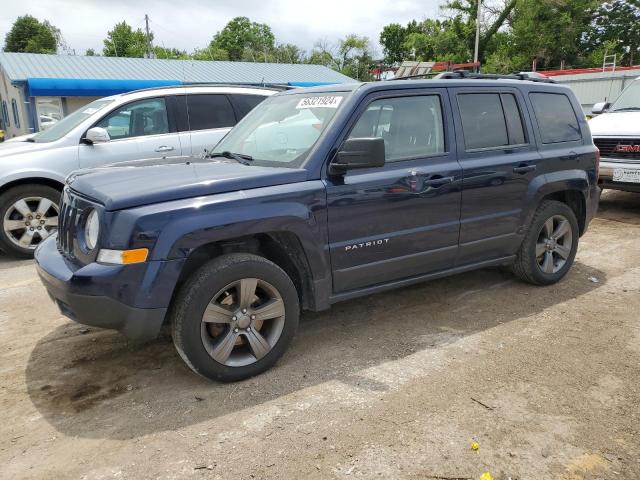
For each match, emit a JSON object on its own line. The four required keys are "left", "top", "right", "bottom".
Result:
{"left": 529, "top": 92, "right": 581, "bottom": 144}
{"left": 187, "top": 94, "right": 236, "bottom": 131}
{"left": 212, "top": 92, "right": 348, "bottom": 167}
{"left": 11, "top": 99, "right": 20, "bottom": 128}
{"left": 96, "top": 98, "right": 168, "bottom": 140}
{"left": 348, "top": 95, "right": 445, "bottom": 162}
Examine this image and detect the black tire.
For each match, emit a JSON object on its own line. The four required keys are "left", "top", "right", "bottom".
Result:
{"left": 171, "top": 253, "right": 300, "bottom": 382}
{"left": 513, "top": 200, "right": 579, "bottom": 286}
{"left": 0, "top": 184, "right": 61, "bottom": 258}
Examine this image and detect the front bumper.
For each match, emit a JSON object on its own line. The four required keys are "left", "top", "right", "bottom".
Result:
{"left": 35, "top": 236, "right": 184, "bottom": 340}
{"left": 599, "top": 159, "right": 640, "bottom": 193}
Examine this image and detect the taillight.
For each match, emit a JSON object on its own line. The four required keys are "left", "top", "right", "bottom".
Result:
{"left": 595, "top": 146, "right": 600, "bottom": 179}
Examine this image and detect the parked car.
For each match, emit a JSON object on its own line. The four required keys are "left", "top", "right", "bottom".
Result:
{"left": 590, "top": 76, "right": 640, "bottom": 192}
{"left": 0, "top": 85, "right": 276, "bottom": 257}
{"left": 35, "top": 73, "right": 600, "bottom": 382}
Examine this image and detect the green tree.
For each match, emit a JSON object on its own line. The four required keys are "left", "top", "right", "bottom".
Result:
{"left": 379, "top": 23, "right": 408, "bottom": 64}
{"left": 192, "top": 46, "right": 229, "bottom": 61}
{"left": 586, "top": 0, "right": 640, "bottom": 66}
{"left": 153, "top": 46, "right": 190, "bottom": 60}
{"left": 4, "top": 15, "right": 59, "bottom": 53}
{"left": 272, "top": 43, "right": 306, "bottom": 63}
{"left": 209, "top": 17, "right": 275, "bottom": 61}
{"left": 103, "top": 21, "right": 150, "bottom": 57}
{"left": 85, "top": 48, "right": 97, "bottom": 56}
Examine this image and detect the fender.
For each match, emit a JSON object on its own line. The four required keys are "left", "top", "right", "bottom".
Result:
{"left": 0, "top": 169, "right": 67, "bottom": 192}
{"left": 518, "top": 168, "right": 589, "bottom": 233}
{"left": 115, "top": 180, "right": 332, "bottom": 285}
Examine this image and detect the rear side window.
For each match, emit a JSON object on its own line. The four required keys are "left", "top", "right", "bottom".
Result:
{"left": 457, "top": 92, "right": 527, "bottom": 150}
{"left": 187, "top": 94, "right": 236, "bottom": 131}
{"left": 529, "top": 92, "right": 581, "bottom": 143}
{"left": 347, "top": 95, "right": 445, "bottom": 162}
{"left": 230, "top": 94, "right": 267, "bottom": 120}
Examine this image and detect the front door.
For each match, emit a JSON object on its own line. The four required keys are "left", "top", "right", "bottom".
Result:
{"left": 326, "top": 90, "right": 462, "bottom": 293}
{"left": 79, "top": 97, "right": 183, "bottom": 169}
{"left": 450, "top": 88, "right": 541, "bottom": 265}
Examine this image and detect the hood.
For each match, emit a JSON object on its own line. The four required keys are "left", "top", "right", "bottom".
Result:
{"left": 67, "top": 156, "right": 308, "bottom": 211}
{"left": 589, "top": 111, "right": 640, "bottom": 137}
{"left": 0, "top": 138, "right": 55, "bottom": 157}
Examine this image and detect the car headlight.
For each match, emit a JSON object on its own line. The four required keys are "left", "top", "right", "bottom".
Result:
{"left": 84, "top": 209, "right": 100, "bottom": 250}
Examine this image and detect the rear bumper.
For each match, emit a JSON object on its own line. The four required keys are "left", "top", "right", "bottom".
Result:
{"left": 35, "top": 236, "right": 184, "bottom": 340}
{"left": 598, "top": 159, "right": 640, "bottom": 193}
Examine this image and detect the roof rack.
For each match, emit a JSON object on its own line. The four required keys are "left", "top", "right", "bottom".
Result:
{"left": 433, "top": 70, "right": 556, "bottom": 83}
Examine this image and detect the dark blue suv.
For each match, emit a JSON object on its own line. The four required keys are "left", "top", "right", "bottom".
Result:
{"left": 35, "top": 74, "right": 600, "bottom": 381}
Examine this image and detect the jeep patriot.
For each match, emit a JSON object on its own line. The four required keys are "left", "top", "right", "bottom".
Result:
{"left": 35, "top": 73, "right": 600, "bottom": 381}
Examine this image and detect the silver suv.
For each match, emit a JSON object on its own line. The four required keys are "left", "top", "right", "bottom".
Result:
{"left": 0, "top": 85, "right": 275, "bottom": 257}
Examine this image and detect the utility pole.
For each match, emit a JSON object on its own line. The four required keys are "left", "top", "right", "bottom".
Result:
{"left": 473, "top": 0, "right": 482, "bottom": 72}
{"left": 144, "top": 14, "right": 153, "bottom": 59}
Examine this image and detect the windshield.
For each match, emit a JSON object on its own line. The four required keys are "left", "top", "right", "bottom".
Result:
{"left": 32, "top": 98, "right": 114, "bottom": 143}
{"left": 212, "top": 92, "right": 349, "bottom": 167}
{"left": 610, "top": 79, "right": 640, "bottom": 112}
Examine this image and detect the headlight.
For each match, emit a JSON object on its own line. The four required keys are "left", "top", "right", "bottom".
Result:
{"left": 84, "top": 209, "right": 100, "bottom": 250}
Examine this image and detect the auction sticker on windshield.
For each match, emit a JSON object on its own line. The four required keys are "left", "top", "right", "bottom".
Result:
{"left": 296, "top": 96, "right": 343, "bottom": 109}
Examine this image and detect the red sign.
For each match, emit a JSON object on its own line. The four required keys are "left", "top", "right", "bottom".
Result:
{"left": 615, "top": 144, "right": 640, "bottom": 153}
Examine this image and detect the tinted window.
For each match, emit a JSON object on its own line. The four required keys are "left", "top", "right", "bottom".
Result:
{"left": 348, "top": 95, "right": 445, "bottom": 162}
{"left": 187, "top": 94, "right": 236, "bottom": 131}
{"left": 96, "top": 98, "right": 168, "bottom": 140}
{"left": 501, "top": 93, "right": 526, "bottom": 145}
{"left": 529, "top": 92, "right": 581, "bottom": 143}
{"left": 11, "top": 99, "right": 20, "bottom": 128}
{"left": 230, "top": 94, "right": 267, "bottom": 120}
{"left": 458, "top": 93, "right": 508, "bottom": 149}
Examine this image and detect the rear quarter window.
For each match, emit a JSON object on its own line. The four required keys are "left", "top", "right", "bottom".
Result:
{"left": 529, "top": 92, "right": 582, "bottom": 144}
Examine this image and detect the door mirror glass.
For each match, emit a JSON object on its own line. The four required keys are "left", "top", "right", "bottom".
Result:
{"left": 329, "top": 137, "right": 385, "bottom": 175}
{"left": 84, "top": 127, "right": 110, "bottom": 144}
{"left": 591, "top": 101, "right": 610, "bottom": 115}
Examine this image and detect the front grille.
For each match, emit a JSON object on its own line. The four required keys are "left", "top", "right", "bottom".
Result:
{"left": 57, "top": 190, "right": 79, "bottom": 257}
{"left": 593, "top": 137, "right": 640, "bottom": 161}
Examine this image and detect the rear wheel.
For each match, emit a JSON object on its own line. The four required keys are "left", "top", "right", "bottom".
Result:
{"left": 0, "top": 184, "right": 60, "bottom": 258}
{"left": 171, "top": 253, "right": 299, "bottom": 382}
{"left": 513, "top": 200, "right": 579, "bottom": 285}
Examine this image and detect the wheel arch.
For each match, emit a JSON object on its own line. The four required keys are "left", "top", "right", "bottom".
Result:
{"left": 0, "top": 176, "right": 65, "bottom": 197}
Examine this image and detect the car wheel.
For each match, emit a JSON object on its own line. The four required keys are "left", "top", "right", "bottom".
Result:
{"left": 513, "top": 200, "right": 579, "bottom": 286}
{"left": 171, "top": 253, "right": 300, "bottom": 382}
{"left": 0, "top": 185, "right": 61, "bottom": 258}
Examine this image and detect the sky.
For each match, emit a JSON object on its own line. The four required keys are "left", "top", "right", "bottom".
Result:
{"left": 1, "top": 0, "right": 442, "bottom": 57}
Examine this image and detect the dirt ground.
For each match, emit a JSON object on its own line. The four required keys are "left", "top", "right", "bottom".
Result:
{"left": 1, "top": 190, "right": 639, "bottom": 480}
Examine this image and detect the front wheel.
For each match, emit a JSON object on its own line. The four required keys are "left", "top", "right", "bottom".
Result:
{"left": 171, "top": 253, "right": 299, "bottom": 382}
{"left": 513, "top": 200, "right": 579, "bottom": 286}
{"left": 0, "top": 184, "right": 60, "bottom": 258}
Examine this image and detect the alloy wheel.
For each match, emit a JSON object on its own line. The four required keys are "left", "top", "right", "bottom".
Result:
{"left": 200, "top": 278, "right": 286, "bottom": 367}
{"left": 536, "top": 214, "right": 573, "bottom": 274}
{"left": 2, "top": 196, "right": 59, "bottom": 250}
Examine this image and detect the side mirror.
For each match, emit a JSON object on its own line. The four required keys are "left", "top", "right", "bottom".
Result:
{"left": 591, "top": 102, "right": 610, "bottom": 115}
{"left": 83, "top": 127, "right": 110, "bottom": 144}
{"left": 329, "top": 137, "right": 385, "bottom": 175}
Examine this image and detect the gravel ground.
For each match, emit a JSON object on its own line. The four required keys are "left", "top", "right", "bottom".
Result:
{"left": 1, "top": 190, "right": 639, "bottom": 480}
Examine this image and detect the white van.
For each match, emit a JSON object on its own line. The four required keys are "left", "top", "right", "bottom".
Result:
{"left": 589, "top": 77, "right": 640, "bottom": 192}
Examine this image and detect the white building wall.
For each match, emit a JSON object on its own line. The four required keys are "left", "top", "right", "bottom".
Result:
{"left": 0, "top": 68, "right": 30, "bottom": 138}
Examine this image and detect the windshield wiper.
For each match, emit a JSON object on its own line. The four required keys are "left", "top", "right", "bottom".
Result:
{"left": 611, "top": 107, "right": 640, "bottom": 112}
{"left": 208, "top": 151, "right": 254, "bottom": 166}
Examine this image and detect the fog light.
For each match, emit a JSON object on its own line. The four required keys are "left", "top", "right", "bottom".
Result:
{"left": 97, "top": 248, "right": 149, "bottom": 265}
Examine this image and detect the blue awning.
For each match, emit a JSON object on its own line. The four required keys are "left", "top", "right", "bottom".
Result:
{"left": 27, "top": 77, "right": 182, "bottom": 97}
{"left": 287, "top": 81, "right": 338, "bottom": 87}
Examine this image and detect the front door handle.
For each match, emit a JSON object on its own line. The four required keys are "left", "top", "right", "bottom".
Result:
{"left": 423, "top": 176, "right": 455, "bottom": 187}
{"left": 155, "top": 145, "right": 175, "bottom": 153}
{"left": 513, "top": 164, "right": 536, "bottom": 174}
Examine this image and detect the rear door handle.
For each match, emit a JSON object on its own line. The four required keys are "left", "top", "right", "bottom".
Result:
{"left": 155, "top": 145, "right": 175, "bottom": 153}
{"left": 513, "top": 165, "right": 536, "bottom": 174}
{"left": 423, "top": 176, "right": 455, "bottom": 187}
{"left": 561, "top": 151, "right": 579, "bottom": 161}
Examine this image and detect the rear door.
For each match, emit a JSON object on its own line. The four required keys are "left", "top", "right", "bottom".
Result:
{"left": 325, "top": 88, "right": 462, "bottom": 293}
{"left": 185, "top": 94, "right": 237, "bottom": 155}
{"left": 79, "top": 96, "right": 183, "bottom": 168}
{"left": 450, "top": 87, "right": 540, "bottom": 265}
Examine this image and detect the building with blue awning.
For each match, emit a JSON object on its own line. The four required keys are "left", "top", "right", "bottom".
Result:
{"left": 0, "top": 52, "right": 354, "bottom": 139}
